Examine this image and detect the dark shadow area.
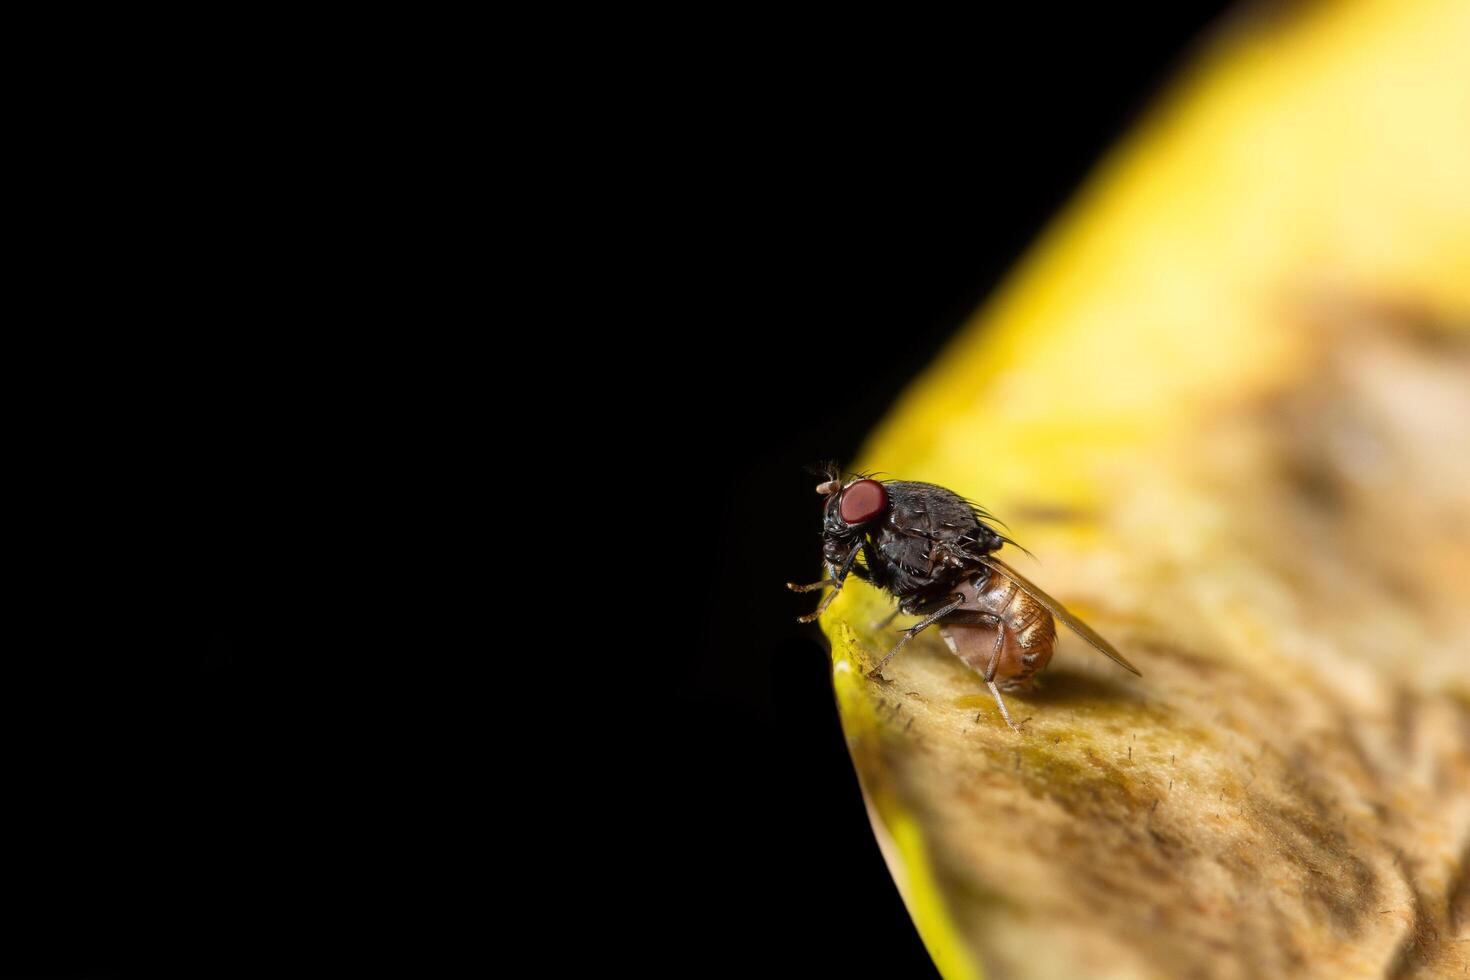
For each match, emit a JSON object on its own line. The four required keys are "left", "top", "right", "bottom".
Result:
{"left": 1018, "top": 668, "right": 1148, "bottom": 708}
{"left": 7, "top": 7, "right": 1233, "bottom": 977}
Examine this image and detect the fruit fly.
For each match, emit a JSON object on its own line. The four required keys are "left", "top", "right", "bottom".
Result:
{"left": 788, "top": 469, "right": 1140, "bottom": 731}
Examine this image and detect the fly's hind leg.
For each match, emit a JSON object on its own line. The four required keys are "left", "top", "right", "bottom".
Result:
{"left": 938, "top": 612, "right": 1024, "bottom": 734}
{"left": 980, "top": 619, "right": 1023, "bottom": 733}
{"left": 866, "top": 595, "right": 966, "bottom": 678}
{"left": 986, "top": 680, "right": 1023, "bottom": 733}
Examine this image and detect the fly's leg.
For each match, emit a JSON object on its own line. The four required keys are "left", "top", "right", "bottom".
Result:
{"left": 980, "top": 621, "right": 1024, "bottom": 734}
{"left": 986, "top": 680, "right": 1021, "bottom": 733}
{"left": 935, "top": 612, "right": 1023, "bottom": 734}
{"left": 788, "top": 545, "right": 863, "bottom": 623}
{"left": 982, "top": 620, "right": 1006, "bottom": 682}
{"left": 933, "top": 610, "right": 1002, "bottom": 630}
{"left": 866, "top": 594, "right": 965, "bottom": 678}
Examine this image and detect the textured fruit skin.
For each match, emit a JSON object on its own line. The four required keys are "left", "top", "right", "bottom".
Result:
{"left": 815, "top": 3, "right": 1470, "bottom": 978}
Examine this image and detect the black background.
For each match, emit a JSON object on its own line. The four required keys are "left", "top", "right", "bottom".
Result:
{"left": 3, "top": 6, "right": 1235, "bottom": 977}
{"left": 651, "top": 6, "right": 1233, "bottom": 976}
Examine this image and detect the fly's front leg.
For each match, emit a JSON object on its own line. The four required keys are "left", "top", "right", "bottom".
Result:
{"left": 788, "top": 543, "right": 863, "bottom": 623}
{"left": 866, "top": 594, "right": 966, "bottom": 678}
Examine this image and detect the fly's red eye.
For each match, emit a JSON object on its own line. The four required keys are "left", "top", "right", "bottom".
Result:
{"left": 839, "top": 479, "right": 888, "bottom": 524}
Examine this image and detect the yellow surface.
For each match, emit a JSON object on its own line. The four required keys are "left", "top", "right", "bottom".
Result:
{"left": 819, "top": 2, "right": 1470, "bottom": 977}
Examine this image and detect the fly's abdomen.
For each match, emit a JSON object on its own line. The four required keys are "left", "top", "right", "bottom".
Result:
{"left": 935, "top": 571, "right": 1057, "bottom": 690}
{"left": 998, "top": 595, "right": 1055, "bottom": 691}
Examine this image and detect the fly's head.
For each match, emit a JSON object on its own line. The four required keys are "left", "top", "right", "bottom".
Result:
{"left": 816, "top": 474, "right": 889, "bottom": 563}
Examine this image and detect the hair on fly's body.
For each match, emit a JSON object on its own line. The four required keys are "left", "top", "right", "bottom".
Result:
{"left": 788, "top": 471, "right": 1139, "bottom": 732}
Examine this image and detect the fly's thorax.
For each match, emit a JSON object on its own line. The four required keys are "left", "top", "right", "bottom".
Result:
{"left": 883, "top": 481, "right": 977, "bottom": 527}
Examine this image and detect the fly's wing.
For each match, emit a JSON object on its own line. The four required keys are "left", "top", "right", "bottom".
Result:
{"left": 975, "top": 554, "right": 1142, "bottom": 676}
